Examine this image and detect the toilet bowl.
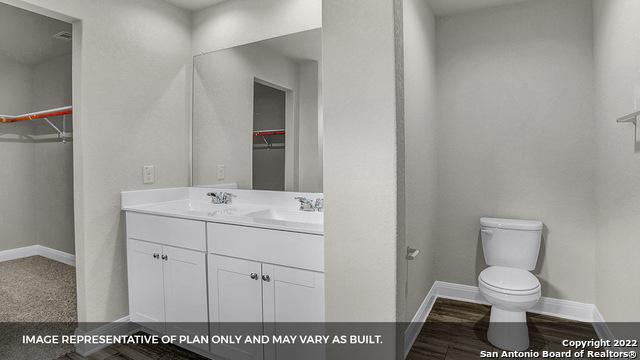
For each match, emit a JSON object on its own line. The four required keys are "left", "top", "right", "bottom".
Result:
{"left": 479, "top": 217, "right": 543, "bottom": 351}
{"left": 479, "top": 266, "right": 541, "bottom": 351}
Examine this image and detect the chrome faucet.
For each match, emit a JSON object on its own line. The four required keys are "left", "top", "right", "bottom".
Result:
{"left": 207, "top": 192, "right": 236, "bottom": 205}
{"left": 295, "top": 197, "right": 324, "bottom": 212}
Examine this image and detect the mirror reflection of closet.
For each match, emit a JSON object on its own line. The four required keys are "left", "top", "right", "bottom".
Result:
{"left": 192, "top": 29, "right": 323, "bottom": 193}
{"left": 252, "top": 81, "right": 286, "bottom": 191}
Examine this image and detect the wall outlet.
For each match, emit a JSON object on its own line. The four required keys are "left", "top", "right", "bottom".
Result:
{"left": 217, "top": 165, "right": 225, "bottom": 180}
{"left": 143, "top": 165, "right": 155, "bottom": 184}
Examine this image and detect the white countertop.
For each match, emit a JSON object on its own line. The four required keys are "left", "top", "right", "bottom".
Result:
{"left": 121, "top": 187, "right": 324, "bottom": 235}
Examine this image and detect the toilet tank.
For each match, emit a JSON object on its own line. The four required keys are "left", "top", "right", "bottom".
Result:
{"left": 480, "top": 217, "right": 543, "bottom": 270}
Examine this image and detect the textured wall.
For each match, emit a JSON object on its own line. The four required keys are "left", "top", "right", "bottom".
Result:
{"left": 323, "top": 0, "right": 402, "bottom": 324}
{"left": 32, "top": 53, "right": 74, "bottom": 255}
{"left": 593, "top": 0, "right": 640, "bottom": 322}
{"left": 0, "top": 55, "right": 36, "bottom": 252}
{"left": 434, "top": 0, "right": 597, "bottom": 303}
{"left": 403, "top": 0, "right": 438, "bottom": 321}
{"left": 8, "top": 0, "right": 193, "bottom": 323}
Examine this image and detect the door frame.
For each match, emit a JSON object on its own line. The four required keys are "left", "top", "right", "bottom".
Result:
{"left": 253, "top": 77, "right": 298, "bottom": 191}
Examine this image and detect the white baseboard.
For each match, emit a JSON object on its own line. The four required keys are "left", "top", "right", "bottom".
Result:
{"left": 404, "top": 284, "right": 437, "bottom": 358}
{"left": 74, "top": 316, "right": 138, "bottom": 356}
{"left": 0, "top": 245, "right": 75, "bottom": 266}
{"left": 405, "top": 281, "right": 614, "bottom": 358}
{"left": 434, "top": 281, "right": 596, "bottom": 322}
{"left": 0, "top": 245, "right": 39, "bottom": 262}
{"left": 36, "top": 246, "right": 75, "bottom": 266}
{"left": 592, "top": 306, "right": 617, "bottom": 349}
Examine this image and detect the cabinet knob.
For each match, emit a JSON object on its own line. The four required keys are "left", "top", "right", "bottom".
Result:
{"left": 153, "top": 253, "right": 159, "bottom": 259}
{"left": 161, "top": 254, "right": 168, "bottom": 261}
{"left": 250, "top": 273, "right": 258, "bottom": 280}
{"left": 262, "top": 275, "right": 270, "bottom": 282}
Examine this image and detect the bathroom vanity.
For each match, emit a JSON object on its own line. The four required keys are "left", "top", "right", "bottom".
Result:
{"left": 121, "top": 187, "right": 324, "bottom": 359}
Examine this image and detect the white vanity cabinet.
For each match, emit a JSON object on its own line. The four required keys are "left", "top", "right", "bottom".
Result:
{"left": 125, "top": 213, "right": 209, "bottom": 346}
{"left": 122, "top": 192, "right": 325, "bottom": 360}
{"left": 126, "top": 239, "right": 165, "bottom": 332}
{"left": 208, "top": 254, "right": 325, "bottom": 323}
{"left": 207, "top": 223, "right": 325, "bottom": 360}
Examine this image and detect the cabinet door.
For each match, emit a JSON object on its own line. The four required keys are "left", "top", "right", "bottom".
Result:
{"left": 209, "top": 254, "right": 263, "bottom": 360}
{"left": 163, "top": 246, "right": 209, "bottom": 351}
{"left": 127, "top": 239, "right": 165, "bottom": 333}
{"left": 262, "top": 264, "right": 324, "bottom": 322}
{"left": 262, "top": 264, "right": 325, "bottom": 360}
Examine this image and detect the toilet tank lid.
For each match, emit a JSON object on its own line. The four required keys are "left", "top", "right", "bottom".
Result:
{"left": 480, "top": 217, "right": 543, "bottom": 231}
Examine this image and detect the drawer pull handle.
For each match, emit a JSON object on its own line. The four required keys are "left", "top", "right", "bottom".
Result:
{"left": 250, "top": 273, "right": 258, "bottom": 280}
{"left": 262, "top": 275, "right": 270, "bottom": 282}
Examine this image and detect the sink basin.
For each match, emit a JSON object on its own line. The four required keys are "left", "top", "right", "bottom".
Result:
{"left": 144, "top": 200, "right": 257, "bottom": 218}
{"left": 246, "top": 209, "right": 323, "bottom": 225}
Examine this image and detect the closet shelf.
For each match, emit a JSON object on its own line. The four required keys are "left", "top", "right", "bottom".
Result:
{"left": 253, "top": 129, "right": 285, "bottom": 137}
{"left": 253, "top": 129, "right": 285, "bottom": 150}
{"left": 0, "top": 106, "right": 73, "bottom": 144}
{"left": 0, "top": 106, "right": 73, "bottom": 124}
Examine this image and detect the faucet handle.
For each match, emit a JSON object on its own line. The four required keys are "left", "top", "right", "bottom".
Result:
{"left": 222, "top": 192, "right": 237, "bottom": 204}
{"left": 206, "top": 192, "right": 222, "bottom": 203}
{"left": 207, "top": 191, "right": 235, "bottom": 204}
{"left": 294, "top": 197, "right": 315, "bottom": 211}
{"left": 314, "top": 198, "right": 324, "bottom": 212}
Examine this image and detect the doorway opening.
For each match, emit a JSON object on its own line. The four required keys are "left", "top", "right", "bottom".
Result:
{"left": 252, "top": 81, "right": 287, "bottom": 191}
{"left": 0, "top": 0, "right": 76, "bottom": 342}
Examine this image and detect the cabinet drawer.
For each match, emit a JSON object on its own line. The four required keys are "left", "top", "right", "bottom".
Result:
{"left": 126, "top": 212, "right": 206, "bottom": 251}
{"left": 208, "top": 223, "right": 324, "bottom": 272}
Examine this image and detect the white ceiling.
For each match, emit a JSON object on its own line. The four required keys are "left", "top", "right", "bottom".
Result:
{"left": 165, "top": 0, "right": 227, "bottom": 11}
{"left": 426, "top": 0, "right": 529, "bottom": 16}
{"left": 0, "top": 2, "right": 72, "bottom": 65}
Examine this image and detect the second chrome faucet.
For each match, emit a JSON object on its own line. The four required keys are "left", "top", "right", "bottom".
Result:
{"left": 295, "top": 197, "right": 324, "bottom": 212}
{"left": 207, "top": 191, "right": 236, "bottom": 205}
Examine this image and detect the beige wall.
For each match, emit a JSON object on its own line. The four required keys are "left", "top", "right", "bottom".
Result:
{"left": 403, "top": 0, "right": 438, "bottom": 321}
{"left": 434, "top": 0, "right": 597, "bottom": 303}
{"left": 5, "top": 0, "right": 192, "bottom": 323}
{"left": 0, "top": 55, "right": 36, "bottom": 252}
{"left": 593, "top": 0, "right": 640, "bottom": 322}
{"left": 323, "top": 0, "right": 402, "bottom": 326}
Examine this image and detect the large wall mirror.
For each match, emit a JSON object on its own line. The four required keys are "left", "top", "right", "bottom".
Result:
{"left": 193, "top": 29, "right": 323, "bottom": 193}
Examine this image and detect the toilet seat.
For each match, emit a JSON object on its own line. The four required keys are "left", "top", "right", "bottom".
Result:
{"left": 479, "top": 266, "right": 540, "bottom": 295}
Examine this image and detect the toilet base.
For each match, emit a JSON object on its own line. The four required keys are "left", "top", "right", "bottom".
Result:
{"left": 487, "top": 307, "right": 529, "bottom": 351}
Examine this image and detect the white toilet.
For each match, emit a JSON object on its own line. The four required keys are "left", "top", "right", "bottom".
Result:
{"left": 478, "top": 217, "right": 543, "bottom": 351}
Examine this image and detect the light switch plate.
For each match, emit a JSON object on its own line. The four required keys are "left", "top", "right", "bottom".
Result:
{"left": 217, "top": 165, "right": 225, "bottom": 180}
{"left": 143, "top": 165, "right": 155, "bottom": 184}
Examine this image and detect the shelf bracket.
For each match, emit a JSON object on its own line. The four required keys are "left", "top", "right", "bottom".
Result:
{"left": 43, "top": 116, "right": 68, "bottom": 144}
{"left": 617, "top": 111, "right": 639, "bottom": 125}
{"left": 617, "top": 111, "right": 640, "bottom": 147}
{"left": 260, "top": 134, "right": 273, "bottom": 150}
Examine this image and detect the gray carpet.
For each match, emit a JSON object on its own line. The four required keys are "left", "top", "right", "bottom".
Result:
{"left": 0, "top": 256, "right": 77, "bottom": 360}
{"left": 0, "top": 256, "right": 77, "bottom": 322}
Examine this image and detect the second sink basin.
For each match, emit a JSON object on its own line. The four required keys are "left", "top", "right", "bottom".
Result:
{"left": 246, "top": 209, "right": 323, "bottom": 225}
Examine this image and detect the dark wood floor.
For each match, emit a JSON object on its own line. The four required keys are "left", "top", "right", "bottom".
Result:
{"left": 58, "top": 298, "right": 599, "bottom": 359}
{"left": 58, "top": 338, "right": 207, "bottom": 360}
{"left": 407, "top": 298, "right": 599, "bottom": 359}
